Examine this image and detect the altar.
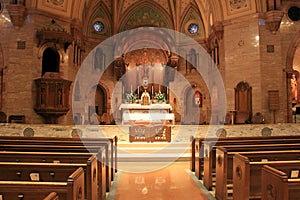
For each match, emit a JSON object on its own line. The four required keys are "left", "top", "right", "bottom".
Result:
{"left": 119, "top": 103, "right": 174, "bottom": 125}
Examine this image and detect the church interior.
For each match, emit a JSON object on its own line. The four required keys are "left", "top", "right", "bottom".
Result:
{"left": 0, "top": 0, "right": 300, "bottom": 199}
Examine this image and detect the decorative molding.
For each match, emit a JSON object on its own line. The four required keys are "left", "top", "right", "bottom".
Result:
{"left": 6, "top": 4, "right": 26, "bottom": 29}
{"left": 222, "top": 0, "right": 255, "bottom": 20}
{"left": 229, "top": 0, "right": 248, "bottom": 11}
{"left": 48, "top": 0, "right": 65, "bottom": 7}
{"left": 37, "top": 0, "right": 73, "bottom": 18}
{"left": 235, "top": 165, "right": 242, "bottom": 180}
{"left": 71, "top": 19, "right": 85, "bottom": 50}
{"left": 212, "top": 21, "right": 224, "bottom": 40}
{"left": 23, "top": 127, "right": 35, "bottom": 137}
{"left": 265, "top": 10, "right": 284, "bottom": 34}
{"left": 36, "top": 20, "right": 73, "bottom": 52}
{"left": 266, "top": 184, "right": 277, "bottom": 200}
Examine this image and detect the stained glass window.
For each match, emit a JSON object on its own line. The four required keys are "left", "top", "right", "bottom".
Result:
{"left": 188, "top": 23, "right": 199, "bottom": 34}
{"left": 93, "top": 21, "right": 104, "bottom": 33}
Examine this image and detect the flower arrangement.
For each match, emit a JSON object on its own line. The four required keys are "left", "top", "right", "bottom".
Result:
{"left": 126, "top": 92, "right": 138, "bottom": 103}
{"left": 154, "top": 91, "right": 166, "bottom": 102}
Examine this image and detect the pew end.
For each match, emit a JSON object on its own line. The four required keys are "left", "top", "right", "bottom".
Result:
{"left": 262, "top": 165, "right": 300, "bottom": 200}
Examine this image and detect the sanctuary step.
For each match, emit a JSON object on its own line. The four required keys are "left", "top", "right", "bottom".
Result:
{"left": 117, "top": 142, "right": 191, "bottom": 173}
{"left": 117, "top": 142, "right": 191, "bottom": 162}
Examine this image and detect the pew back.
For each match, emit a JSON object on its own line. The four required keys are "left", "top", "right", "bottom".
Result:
{"left": 233, "top": 154, "right": 300, "bottom": 200}
{"left": 0, "top": 167, "right": 85, "bottom": 200}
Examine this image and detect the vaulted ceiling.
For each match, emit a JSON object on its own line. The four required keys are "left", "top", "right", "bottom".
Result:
{"left": 25, "top": 0, "right": 265, "bottom": 38}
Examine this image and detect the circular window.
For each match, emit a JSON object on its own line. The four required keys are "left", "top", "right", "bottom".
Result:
{"left": 188, "top": 23, "right": 199, "bottom": 34}
{"left": 288, "top": 6, "right": 300, "bottom": 21}
{"left": 93, "top": 21, "right": 105, "bottom": 33}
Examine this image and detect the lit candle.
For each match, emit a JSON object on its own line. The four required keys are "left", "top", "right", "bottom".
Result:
{"left": 159, "top": 85, "right": 161, "bottom": 92}
{"left": 131, "top": 85, "right": 132, "bottom": 93}
{"left": 137, "top": 86, "right": 139, "bottom": 96}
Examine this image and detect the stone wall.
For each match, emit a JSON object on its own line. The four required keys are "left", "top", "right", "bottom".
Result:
{"left": 0, "top": 123, "right": 299, "bottom": 143}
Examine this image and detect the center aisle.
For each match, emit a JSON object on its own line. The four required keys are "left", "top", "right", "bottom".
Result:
{"left": 108, "top": 162, "right": 215, "bottom": 200}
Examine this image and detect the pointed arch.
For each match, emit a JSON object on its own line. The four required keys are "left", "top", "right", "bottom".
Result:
{"left": 180, "top": 3, "right": 206, "bottom": 39}
{"left": 119, "top": 0, "right": 174, "bottom": 32}
{"left": 83, "top": 1, "right": 112, "bottom": 38}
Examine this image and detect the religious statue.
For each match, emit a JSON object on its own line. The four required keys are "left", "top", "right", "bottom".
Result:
{"left": 291, "top": 74, "right": 297, "bottom": 101}
{"left": 141, "top": 89, "right": 151, "bottom": 105}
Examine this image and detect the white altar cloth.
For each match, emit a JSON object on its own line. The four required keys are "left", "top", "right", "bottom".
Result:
{"left": 119, "top": 103, "right": 172, "bottom": 111}
{"left": 119, "top": 103, "right": 174, "bottom": 124}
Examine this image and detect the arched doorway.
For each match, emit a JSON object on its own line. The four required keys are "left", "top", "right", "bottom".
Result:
{"left": 183, "top": 87, "right": 201, "bottom": 125}
{"left": 88, "top": 84, "right": 107, "bottom": 124}
{"left": 42, "top": 47, "right": 60, "bottom": 76}
{"left": 234, "top": 81, "right": 252, "bottom": 124}
{"left": 95, "top": 84, "right": 107, "bottom": 117}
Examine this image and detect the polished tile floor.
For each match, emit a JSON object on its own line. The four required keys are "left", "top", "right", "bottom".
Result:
{"left": 109, "top": 162, "right": 215, "bottom": 200}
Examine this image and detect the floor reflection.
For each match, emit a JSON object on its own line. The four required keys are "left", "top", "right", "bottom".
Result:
{"left": 114, "top": 162, "right": 211, "bottom": 200}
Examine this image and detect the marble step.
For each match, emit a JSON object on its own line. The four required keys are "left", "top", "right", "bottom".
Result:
{"left": 117, "top": 142, "right": 191, "bottom": 162}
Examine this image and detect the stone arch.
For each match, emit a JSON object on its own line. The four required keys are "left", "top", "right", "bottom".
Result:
{"left": 181, "top": 83, "right": 201, "bottom": 125}
{"left": 42, "top": 47, "right": 60, "bottom": 76}
{"left": 37, "top": 42, "right": 64, "bottom": 63}
{"left": 119, "top": 0, "right": 174, "bottom": 32}
{"left": 114, "top": 27, "right": 177, "bottom": 56}
{"left": 96, "top": 81, "right": 112, "bottom": 124}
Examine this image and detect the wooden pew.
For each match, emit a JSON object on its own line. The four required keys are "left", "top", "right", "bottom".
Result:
{"left": 43, "top": 192, "right": 59, "bottom": 200}
{"left": 191, "top": 135, "right": 300, "bottom": 175}
{"left": 0, "top": 152, "right": 104, "bottom": 200}
{"left": 0, "top": 160, "right": 97, "bottom": 200}
{"left": 233, "top": 154, "right": 300, "bottom": 200}
{"left": 0, "top": 167, "right": 84, "bottom": 200}
{"left": 262, "top": 165, "right": 300, "bottom": 200}
{"left": 0, "top": 141, "right": 111, "bottom": 193}
{"left": 0, "top": 145, "right": 106, "bottom": 200}
{"left": 203, "top": 141, "right": 300, "bottom": 190}
{"left": 216, "top": 148, "right": 300, "bottom": 200}
{"left": 0, "top": 135, "right": 118, "bottom": 182}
